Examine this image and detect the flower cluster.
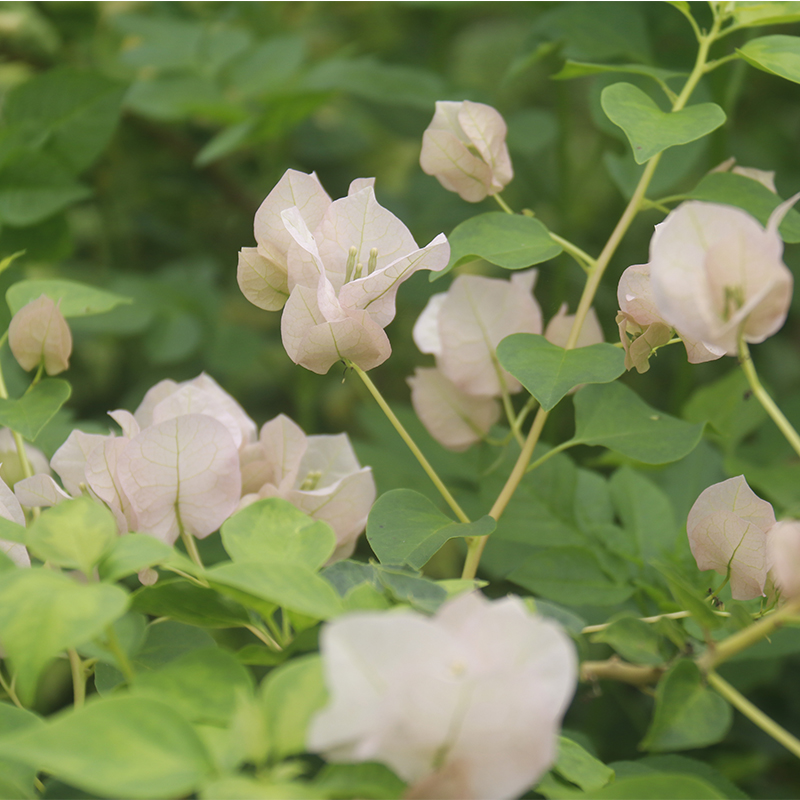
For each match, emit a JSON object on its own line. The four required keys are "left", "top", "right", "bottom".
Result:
{"left": 308, "top": 591, "right": 577, "bottom": 800}
{"left": 410, "top": 272, "right": 603, "bottom": 450}
{"left": 11, "top": 374, "right": 374, "bottom": 565}
{"left": 238, "top": 170, "right": 450, "bottom": 374}
{"left": 687, "top": 475, "right": 800, "bottom": 601}
{"left": 618, "top": 192, "right": 797, "bottom": 371}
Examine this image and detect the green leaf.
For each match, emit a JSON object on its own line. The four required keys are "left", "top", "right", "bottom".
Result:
{"left": 435, "top": 212, "right": 562, "bottom": 281}
{"left": 508, "top": 546, "right": 634, "bottom": 607}
{"left": 366, "top": 489, "right": 494, "bottom": 570}
{"left": 0, "top": 151, "right": 90, "bottom": 227}
{"left": 131, "top": 647, "right": 254, "bottom": 726}
{"left": 601, "top": 82, "right": 725, "bottom": 164}
{"left": 575, "top": 773, "right": 726, "bottom": 798}
{"left": 26, "top": 497, "right": 117, "bottom": 576}
{"left": 0, "top": 696, "right": 214, "bottom": 799}
{"left": 76, "top": 611, "right": 146, "bottom": 669}
{"left": 3, "top": 69, "right": 125, "bottom": 173}
{"left": 0, "top": 378, "right": 71, "bottom": 441}
{"left": 591, "top": 615, "right": 664, "bottom": 665}
{"left": 0, "top": 703, "right": 42, "bottom": 800}
{"left": 260, "top": 654, "right": 328, "bottom": 761}
{"left": 131, "top": 579, "right": 252, "bottom": 628}
{"left": 374, "top": 564, "right": 448, "bottom": 614}
{"left": 641, "top": 660, "right": 732, "bottom": 751}
{"left": 686, "top": 172, "right": 800, "bottom": 243}
{"left": 497, "top": 334, "right": 625, "bottom": 411}
{"left": 553, "top": 736, "right": 615, "bottom": 792}
{"left": 738, "top": 35, "right": 800, "bottom": 84}
{"left": 208, "top": 560, "right": 344, "bottom": 620}
{"left": 313, "top": 763, "right": 405, "bottom": 800}
{"left": 732, "top": 2, "right": 800, "bottom": 27}
{"left": 98, "top": 534, "right": 175, "bottom": 583}
{"left": 655, "top": 562, "right": 722, "bottom": 630}
{"left": 7, "top": 278, "right": 132, "bottom": 317}
{"left": 569, "top": 382, "right": 704, "bottom": 464}
{"left": 0, "top": 569, "right": 129, "bottom": 705}
{"left": 221, "top": 498, "right": 335, "bottom": 571}
{"left": 552, "top": 60, "right": 682, "bottom": 94}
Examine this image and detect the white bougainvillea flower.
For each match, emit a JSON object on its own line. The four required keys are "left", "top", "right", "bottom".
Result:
{"left": 117, "top": 414, "right": 241, "bottom": 544}
{"left": 687, "top": 475, "right": 776, "bottom": 600}
{"left": 414, "top": 271, "right": 542, "bottom": 397}
{"left": 308, "top": 592, "right": 577, "bottom": 800}
{"left": 238, "top": 169, "right": 332, "bottom": 312}
{"left": 8, "top": 294, "right": 72, "bottom": 375}
{"left": 0, "top": 428, "right": 49, "bottom": 487}
{"left": 544, "top": 303, "right": 604, "bottom": 348}
{"left": 408, "top": 367, "right": 501, "bottom": 452}
{"left": 420, "top": 100, "right": 514, "bottom": 203}
{"left": 0, "top": 473, "right": 28, "bottom": 567}
{"left": 49, "top": 429, "right": 109, "bottom": 498}
{"left": 649, "top": 198, "right": 798, "bottom": 356}
{"left": 14, "top": 473, "right": 71, "bottom": 509}
{"left": 132, "top": 373, "right": 257, "bottom": 449}
{"left": 240, "top": 414, "right": 375, "bottom": 561}
{"left": 766, "top": 520, "right": 800, "bottom": 600}
{"left": 712, "top": 158, "right": 777, "bottom": 193}
{"left": 617, "top": 263, "right": 722, "bottom": 372}
{"left": 278, "top": 183, "right": 450, "bottom": 374}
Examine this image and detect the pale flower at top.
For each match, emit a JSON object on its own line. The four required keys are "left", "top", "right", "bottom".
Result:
{"left": 766, "top": 520, "right": 800, "bottom": 600}
{"left": 420, "top": 100, "right": 514, "bottom": 202}
{"left": 649, "top": 197, "right": 798, "bottom": 356}
{"left": 308, "top": 592, "right": 577, "bottom": 800}
{"left": 8, "top": 294, "right": 72, "bottom": 376}
{"left": 239, "top": 414, "right": 375, "bottom": 561}
{"left": 240, "top": 170, "right": 450, "bottom": 374}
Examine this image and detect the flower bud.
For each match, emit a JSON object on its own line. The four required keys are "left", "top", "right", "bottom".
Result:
{"left": 767, "top": 520, "right": 800, "bottom": 600}
{"left": 420, "top": 100, "right": 513, "bottom": 202}
{"left": 8, "top": 294, "right": 72, "bottom": 375}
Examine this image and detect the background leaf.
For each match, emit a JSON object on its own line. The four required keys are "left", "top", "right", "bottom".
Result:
{"left": 738, "top": 35, "right": 800, "bottom": 84}
{"left": 0, "top": 378, "right": 71, "bottom": 441}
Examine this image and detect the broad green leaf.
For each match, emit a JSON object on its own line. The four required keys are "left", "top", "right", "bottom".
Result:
{"left": 131, "top": 579, "right": 252, "bottom": 628}
{"left": 569, "top": 382, "right": 704, "bottom": 464}
{"left": 98, "top": 533, "right": 175, "bottom": 582}
{"left": 732, "top": 2, "right": 800, "bottom": 27}
{"left": 0, "top": 378, "right": 70, "bottom": 441}
{"left": 124, "top": 75, "right": 229, "bottom": 122}
{"left": 313, "top": 763, "right": 405, "bottom": 800}
{"left": 552, "top": 60, "right": 682, "bottom": 94}
{"left": 26, "top": 497, "right": 117, "bottom": 576}
{"left": 195, "top": 120, "right": 256, "bottom": 167}
{"left": 221, "top": 498, "right": 335, "bottom": 571}
{"left": 508, "top": 546, "right": 634, "bottom": 607}
{"left": 574, "top": 773, "right": 726, "bottom": 798}
{"left": 76, "top": 611, "right": 146, "bottom": 669}
{"left": 226, "top": 35, "right": 307, "bottom": 98}
{"left": 375, "top": 564, "right": 448, "bottom": 614}
{"left": 601, "top": 82, "right": 725, "bottom": 164}
{"left": 655, "top": 562, "right": 723, "bottom": 630}
{"left": 591, "top": 615, "right": 664, "bottom": 665}
{"left": 7, "top": 278, "right": 132, "bottom": 317}
{"left": 435, "top": 212, "right": 562, "bottom": 281}
{"left": 531, "top": 599, "right": 587, "bottom": 636}
{"left": 131, "top": 647, "right": 254, "bottom": 726}
{"left": 641, "top": 660, "right": 732, "bottom": 751}
{"left": 260, "top": 654, "right": 328, "bottom": 760}
{"left": 199, "top": 776, "right": 325, "bottom": 800}
{"left": 553, "top": 736, "right": 615, "bottom": 792}
{"left": 0, "top": 696, "right": 214, "bottom": 799}
{"left": 0, "top": 569, "right": 128, "bottom": 704}
{"left": 738, "top": 35, "right": 800, "bottom": 84}
{"left": 497, "top": 334, "right": 625, "bottom": 411}
{"left": 0, "top": 703, "right": 42, "bottom": 800}
{"left": 3, "top": 69, "right": 125, "bottom": 173}
{"left": 208, "top": 560, "right": 343, "bottom": 620}
{"left": 0, "top": 151, "right": 90, "bottom": 227}
{"left": 366, "top": 489, "right": 494, "bottom": 569}
{"left": 686, "top": 172, "right": 800, "bottom": 243}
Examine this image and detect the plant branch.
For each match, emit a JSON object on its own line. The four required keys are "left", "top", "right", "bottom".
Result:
{"left": 68, "top": 648, "right": 86, "bottom": 709}
{"left": 581, "top": 657, "right": 664, "bottom": 687}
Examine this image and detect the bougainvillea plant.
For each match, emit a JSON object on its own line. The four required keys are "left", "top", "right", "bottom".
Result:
{"left": 1, "top": 2, "right": 800, "bottom": 799}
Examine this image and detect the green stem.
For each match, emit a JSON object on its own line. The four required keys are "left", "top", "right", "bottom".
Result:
{"left": 708, "top": 671, "right": 800, "bottom": 759}
{"left": 179, "top": 528, "right": 205, "bottom": 570}
{"left": 104, "top": 624, "right": 136, "bottom": 684}
{"left": 350, "top": 362, "right": 470, "bottom": 523}
{"left": 0, "top": 665, "right": 23, "bottom": 709}
{"left": 524, "top": 440, "right": 575, "bottom": 474}
{"left": 697, "top": 597, "right": 800, "bottom": 672}
{"left": 549, "top": 232, "right": 596, "bottom": 272}
{"left": 581, "top": 609, "right": 731, "bottom": 635}
{"left": 245, "top": 624, "right": 282, "bottom": 651}
{"left": 68, "top": 648, "right": 86, "bottom": 709}
{"left": 492, "top": 193, "right": 514, "bottom": 214}
{"left": 738, "top": 338, "right": 800, "bottom": 459}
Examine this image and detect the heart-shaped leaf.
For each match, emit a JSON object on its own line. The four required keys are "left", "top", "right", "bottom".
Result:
{"left": 0, "top": 378, "right": 71, "bottom": 441}
{"left": 641, "top": 660, "right": 732, "bottom": 751}
{"left": 497, "top": 334, "right": 625, "bottom": 411}
{"left": 738, "top": 35, "right": 800, "bottom": 84}
{"left": 568, "top": 382, "right": 704, "bottom": 464}
{"left": 7, "top": 278, "right": 132, "bottom": 317}
{"left": 601, "top": 82, "right": 726, "bottom": 164}
{"left": 434, "top": 212, "right": 562, "bottom": 281}
{"left": 367, "top": 489, "right": 495, "bottom": 569}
